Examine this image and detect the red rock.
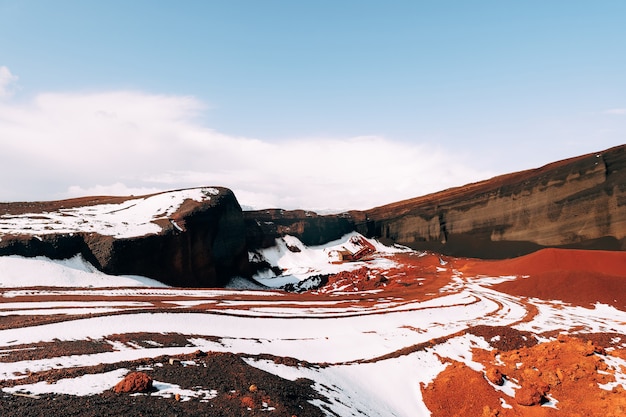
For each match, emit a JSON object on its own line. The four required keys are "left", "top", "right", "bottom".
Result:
{"left": 113, "top": 372, "right": 153, "bottom": 394}
{"left": 515, "top": 384, "right": 546, "bottom": 406}
{"left": 240, "top": 395, "right": 257, "bottom": 409}
{"left": 485, "top": 368, "right": 504, "bottom": 385}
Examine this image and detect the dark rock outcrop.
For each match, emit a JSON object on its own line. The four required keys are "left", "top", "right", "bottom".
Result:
{"left": 243, "top": 145, "right": 626, "bottom": 259}
{"left": 244, "top": 209, "right": 359, "bottom": 249}
{"left": 0, "top": 187, "right": 247, "bottom": 287}
{"left": 356, "top": 145, "right": 626, "bottom": 258}
{"left": 84, "top": 190, "right": 247, "bottom": 287}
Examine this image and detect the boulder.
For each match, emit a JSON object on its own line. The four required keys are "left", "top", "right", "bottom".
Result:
{"left": 485, "top": 367, "right": 504, "bottom": 386}
{"left": 113, "top": 371, "right": 153, "bottom": 393}
{"left": 515, "top": 382, "right": 549, "bottom": 406}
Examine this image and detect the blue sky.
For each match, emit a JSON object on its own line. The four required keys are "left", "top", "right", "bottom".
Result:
{"left": 1, "top": 1, "right": 625, "bottom": 210}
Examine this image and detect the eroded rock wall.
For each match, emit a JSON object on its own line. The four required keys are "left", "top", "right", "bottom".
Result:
{"left": 244, "top": 209, "right": 359, "bottom": 249}
{"left": 86, "top": 189, "right": 248, "bottom": 287}
{"left": 360, "top": 145, "right": 626, "bottom": 257}
{"left": 0, "top": 188, "right": 248, "bottom": 287}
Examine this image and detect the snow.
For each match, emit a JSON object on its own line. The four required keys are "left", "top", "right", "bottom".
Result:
{"left": 598, "top": 354, "right": 626, "bottom": 391}
{"left": 2, "top": 368, "right": 129, "bottom": 396}
{"left": 0, "top": 297, "right": 507, "bottom": 364}
{"left": 139, "top": 381, "right": 218, "bottom": 402}
{"left": 246, "top": 353, "right": 447, "bottom": 417}
{"left": 514, "top": 300, "right": 626, "bottom": 335}
{"left": 1, "top": 287, "right": 281, "bottom": 299}
{"left": 428, "top": 334, "right": 491, "bottom": 372}
{"left": 0, "top": 187, "right": 219, "bottom": 238}
{"left": 491, "top": 375, "right": 521, "bottom": 398}
{"left": 250, "top": 232, "right": 409, "bottom": 288}
{"left": 0, "top": 254, "right": 167, "bottom": 287}
{"left": 542, "top": 393, "right": 559, "bottom": 409}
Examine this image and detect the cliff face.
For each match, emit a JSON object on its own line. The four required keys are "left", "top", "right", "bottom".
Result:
{"left": 358, "top": 145, "right": 626, "bottom": 258}
{"left": 0, "top": 187, "right": 247, "bottom": 287}
{"left": 1, "top": 145, "right": 624, "bottom": 288}
{"left": 244, "top": 209, "right": 358, "bottom": 249}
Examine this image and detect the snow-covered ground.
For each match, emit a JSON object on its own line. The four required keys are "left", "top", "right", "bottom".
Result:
{"left": 0, "top": 254, "right": 167, "bottom": 287}
{"left": 250, "top": 231, "right": 411, "bottom": 288}
{"left": 0, "top": 233, "right": 625, "bottom": 416}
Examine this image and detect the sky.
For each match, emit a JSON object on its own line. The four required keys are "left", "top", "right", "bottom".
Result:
{"left": 0, "top": 1, "right": 625, "bottom": 211}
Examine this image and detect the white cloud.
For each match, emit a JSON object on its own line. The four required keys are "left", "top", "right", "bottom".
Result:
{"left": 0, "top": 88, "right": 495, "bottom": 210}
{"left": 0, "top": 66, "right": 18, "bottom": 99}
{"left": 605, "top": 108, "right": 626, "bottom": 115}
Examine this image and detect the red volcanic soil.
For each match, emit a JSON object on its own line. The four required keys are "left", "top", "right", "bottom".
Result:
{"left": 424, "top": 334, "right": 626, "bottom": 417}
{"left": 455, "top": 248, "right": 626, "bottom": 309}
{"left": 0, "top": 248, "right": 625, "bottom": 416}
{"left": 319, "top": 251, "right": 456, "bottom": 297}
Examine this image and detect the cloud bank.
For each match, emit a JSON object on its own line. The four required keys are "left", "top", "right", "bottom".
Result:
{"left": 0, "top": 76, "right": 494, "bottom": 210}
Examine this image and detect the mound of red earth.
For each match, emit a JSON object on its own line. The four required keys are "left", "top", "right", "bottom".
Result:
{"left": 457, "top": 248, "right": 626, "bottom": 309}
{"left": 113, "top": 371, "right": 153, "bottom": 393}
{"left": 320, "top": 247, "right": 626, "bottom": 308}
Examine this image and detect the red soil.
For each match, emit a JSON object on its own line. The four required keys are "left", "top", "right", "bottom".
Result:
{"left": 455, "top": 248, "right": 626, "bottom": 308}
{"left": 425, "top": 334, "right": 626, "bottom": 417}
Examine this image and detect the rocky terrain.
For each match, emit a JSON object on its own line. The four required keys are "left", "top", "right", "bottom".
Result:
{"left": 0, "top": 239, "right": 625, "bottom": 416}
{"left": 0, "top": 145, "right": 625, "bottom": 416}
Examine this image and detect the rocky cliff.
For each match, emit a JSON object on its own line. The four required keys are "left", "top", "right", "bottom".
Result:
{"left": 244, "top": 209, "right": 358, "bottom": 249}
{"left": 356, "top": 144, "right": 626, "bottom": 258}
{"left": 1, "top": 145, "right": 624, "bottom": 288}
{"left": 0, "top": 187, "right": 247, "bottom": 287}
{"left": 244, "top": 145, "right": 626, "bottom": 259}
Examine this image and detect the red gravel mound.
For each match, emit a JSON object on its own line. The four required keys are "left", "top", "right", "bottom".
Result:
{"left": 113, "top": 371, "right": 153, "bottom": 393}
{"left": 458, "top": 248, "right": 626, "bottom": 308}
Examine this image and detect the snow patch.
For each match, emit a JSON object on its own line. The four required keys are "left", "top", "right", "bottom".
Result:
{"left": 250, "top": 232, "right": 406, "bottom": 288}
{"left": 0, "top": 255, "right": 167, "bottom": 288}
{"left": 2, "top": 369, "right": 129, "bottom": 396}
